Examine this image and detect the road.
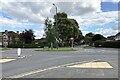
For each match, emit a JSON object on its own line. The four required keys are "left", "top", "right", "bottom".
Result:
{"left": 1, "top": 47, "right": 118, "bottom": 78}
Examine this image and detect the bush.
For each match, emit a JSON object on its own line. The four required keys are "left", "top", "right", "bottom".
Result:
{"left": 8, "top": 43, "right": 49, "bottom": 48}
{"left": 94, "top": 40, "right": 120, "bottom": 48}
{"left": 94, "top": 40, "right": 104, "bottom": 47}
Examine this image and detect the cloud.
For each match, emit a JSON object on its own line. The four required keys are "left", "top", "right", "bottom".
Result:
{"left": 81, "top": 30, "right": 90, "bottom": 36}
{"left": 80, "top": 11, "right": 118, "bottom": 26}
{"left": 1, "top": 0, "right": 101, "bottom": 24}
{"left": 34, "top": 30, "right": 45, "bottom": 39}
{"left": 0, "top": 0, "right": 119, "bottom": 38}
{"left": 102, "top": 0, "right": 120, "bottom": 2}
{"left": 0, "top": 16, "right": 33, "bottom": 27}
{"left": 95, "top": 28, "right": 118, "bottom": 37}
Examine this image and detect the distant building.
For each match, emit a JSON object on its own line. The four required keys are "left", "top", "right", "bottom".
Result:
{"left": 107, "top": 36, "right": 115, "bottom": 41}
{"left": 0, "top": 32, "right": 2, "bottom": 47}
{"left": 1, "top": 30, "right": 19, "bottom": 47}
{"left": 115, "top": 32, "right": 120, "bottom": 40}
{"left": 2, "top": 30, "right": 10, "bottom": 47}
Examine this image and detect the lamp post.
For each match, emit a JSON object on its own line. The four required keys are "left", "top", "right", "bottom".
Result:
{"left": 53, "top": 3, "right": 59, "bottom": 49}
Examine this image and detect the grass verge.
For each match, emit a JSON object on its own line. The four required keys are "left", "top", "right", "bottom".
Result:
{"left": 0, "top": 48, "right": 11, "bottom": 50}
{"left": 35, "top": 47, "right": 77, "bottom": 52}
{"left": 83, "top": 46, "right": 93, "bottom": 48}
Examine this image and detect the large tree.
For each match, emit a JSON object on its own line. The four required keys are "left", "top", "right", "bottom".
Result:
{"left": 19, "top": 29, "right": 35, "bottom": 44}
{"left": 44, "top": 18, "right": 56, "bottom": 48}
{"left": 53, "top": 12, "right": 80, "bottom": 46}
{"left": 84, "top": 32, "right": 94, "bottom": 45}
{"left": 92, "top": 34, "right": 106, "bottom": 42}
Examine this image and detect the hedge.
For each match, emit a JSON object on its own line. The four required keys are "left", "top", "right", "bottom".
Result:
{"left": 94, "top": 40, "right": 120, "bottom": 48}
{"left": 8, "top": 43, "right": 48, "bottom": 48}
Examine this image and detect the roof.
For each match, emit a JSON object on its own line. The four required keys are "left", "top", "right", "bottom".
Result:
{"left": 116, "top": 32, "right": 120, "bottom": 36}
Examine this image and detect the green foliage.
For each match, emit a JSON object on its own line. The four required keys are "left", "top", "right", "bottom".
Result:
{"left": 53, "top": 12, "right": 81, "bottom": 46}
{"left": 92, "top": 34, "right": 106, "bottom": 42}
{"left": 19, "top": 29, "right": 35, "bottom": 44}
{"left": 8, "top": 43, "right": 49, "bottom": 48}
{"left": 84, "top": 32, "right": 94, "bottom": 45}
{"left": 44, "top": 12, "right": 82, "bottom": 47}
{"left": 94, "top": 40, "right": 104, "bottom": 47}
{"left": 94, "top": 40, "right": 120, "bottom": 48}
{"left": 8, "top": 43, "right": 23, "bottom": 48}
{"left": 44, "top": 18, "right": 56, "bottom": 48}
{"left": 85, "top": 32, "right": 94, "bottom": 37}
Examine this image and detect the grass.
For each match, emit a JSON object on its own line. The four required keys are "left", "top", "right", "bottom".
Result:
{"left": 0, "top": 48, "right": 11, "bottom": 50}
{"left": 35, "top": 47, "right": 77, "bottom": 52}
{"left": 83, "top": 46, "right": 93, "bottom": 48}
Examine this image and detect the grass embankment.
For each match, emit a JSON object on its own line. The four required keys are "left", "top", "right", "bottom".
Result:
{"left": 35, "top": 47, "right": 77, "bottom": 52}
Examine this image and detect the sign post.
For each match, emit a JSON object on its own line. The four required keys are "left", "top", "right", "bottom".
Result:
{"left": 70, "top": 37, "right": 74, "bottom": 49}
{"left": 17, "top": 48, "right": 21, "bottom": 57}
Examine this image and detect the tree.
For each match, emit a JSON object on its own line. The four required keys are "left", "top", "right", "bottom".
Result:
{"left": 44, "top": 18, "right": 56, "bottom": 49}
{"left": 85, "top": 32, "right": 94, "bottom": 37}
{"left": 8, "top": 31, "right": 18, "bottom": 43}
{"left": 19, "top": 29, "right": 35, "bottom": 44}
{"left": 53, "top": 12, "right": 80, "bottom": 46}
{"left": 84, "top": 32, "right": 94, "bottom": 46}
{"left": 75, "top": 30, "right": 84, "bottom": 43}
{"left": 92, "top": 34, "right": 106, "bottom": 42}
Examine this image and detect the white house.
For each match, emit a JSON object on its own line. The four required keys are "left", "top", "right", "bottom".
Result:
{"left": 115, "top": 32, "right": 120, "bottom": 40}
{"left": 2, "top": 30, "right": 10, "bottom": 47}
{"left": 0, "top": 32, "right": 2, "bottom": 47}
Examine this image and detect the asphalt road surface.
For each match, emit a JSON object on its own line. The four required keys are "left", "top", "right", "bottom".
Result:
{"left": 1, "top": 47, "right": 118, "bottom": 78}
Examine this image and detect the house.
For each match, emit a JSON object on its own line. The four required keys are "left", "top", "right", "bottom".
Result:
{"left": 0, "top": 32, "right": 2, "bottom": 47}
{"left": 107, "top": 35, "right": 115, "bottom": 41}
{"left": 115, "top": 32, "right": 120, "bottom": 40}
{"left": 1, "top": 30, "right": 19, "bottom": 47}
{"left": 2, "top": 30, "right": 10, "bottom": 47}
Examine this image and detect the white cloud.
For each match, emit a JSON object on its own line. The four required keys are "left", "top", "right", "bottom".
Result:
{"left": 82, "top": 31, "right": 90, "bottom": 36}
{"left": 80, "top": 11, "right": 118, "bottom": 26}
{"left": 0, "top": 16, "right": 33, "bottom": 27}
{"left": 1, "top": 0, "right": 101, "bottom": 24}
{"left": 34, "top": 30, "right": 45, "bottom": 39}
{"left": 69, "top": 11, "right": 118, "bottom": 34}
{"left": 95, "top": 28, "right": 118, "bottom": 37}
{"left": 0, "top": 0, "right": 119, "bottom": 38}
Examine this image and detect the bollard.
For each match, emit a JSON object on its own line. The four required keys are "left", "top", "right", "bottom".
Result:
{"left": 17, "top": 48, "right": 21, "bottom": 57}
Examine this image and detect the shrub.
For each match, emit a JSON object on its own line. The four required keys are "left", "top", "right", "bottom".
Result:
{"left": 8, "top": 43, "right": 49, "bottom": 48}
{"left": 94, "top": 40, "right": 120, "bottom": 48}
{"left": 8, "top": 43, "right": 23, "bottom": 48}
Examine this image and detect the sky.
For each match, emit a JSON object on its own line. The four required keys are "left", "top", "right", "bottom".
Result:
{"left": 0, "top": 0, "right": 120, "bottom": 39}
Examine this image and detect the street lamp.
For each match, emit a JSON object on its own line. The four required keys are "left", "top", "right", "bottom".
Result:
{"left": 53, "top": 3, "right": 59, "bottom": 49}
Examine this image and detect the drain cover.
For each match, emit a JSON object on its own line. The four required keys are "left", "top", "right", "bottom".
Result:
{"left": 66, "top": 61, "right": 112, "bottom": 69}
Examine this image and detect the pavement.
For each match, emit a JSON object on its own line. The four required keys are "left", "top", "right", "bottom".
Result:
{"left": 1, "top": 47, "right": 118, "bottom": 78}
